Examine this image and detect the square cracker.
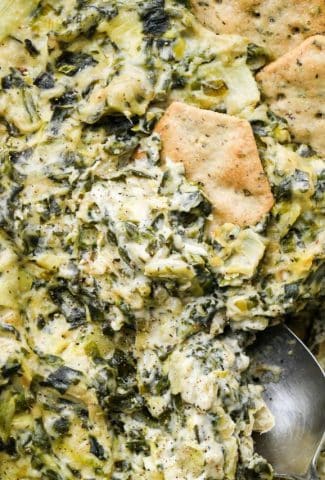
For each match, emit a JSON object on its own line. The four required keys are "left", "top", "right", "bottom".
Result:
{"left": 190, "top": 0, "right": 325, "bottom": 59}
{"left": 154, "top": 102, "right": 274, "bottom": 228}
{"left": 257, "top": 35, "right": 325, "bottom": 157}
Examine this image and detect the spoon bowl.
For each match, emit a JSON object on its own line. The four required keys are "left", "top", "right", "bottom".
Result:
{"left": 248, "top": 324, "right": 325, "bottom": 480}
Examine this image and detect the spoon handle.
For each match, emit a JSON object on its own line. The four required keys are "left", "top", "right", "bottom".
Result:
{"left": 305, "top": 465, "right": 320, "bottom": 480}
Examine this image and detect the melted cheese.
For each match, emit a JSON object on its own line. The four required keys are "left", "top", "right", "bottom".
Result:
{"left": 0, "top": 1, "right": 323, "bottom": 480}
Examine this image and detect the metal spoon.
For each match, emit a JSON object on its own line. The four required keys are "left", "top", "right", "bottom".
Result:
{"left": 248, "top": 324, "right": 325, "bottom": 480}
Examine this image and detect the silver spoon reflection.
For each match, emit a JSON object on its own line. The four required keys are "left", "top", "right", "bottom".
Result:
{"left": 248, "top": 324, "right": 325, "bottom": 480}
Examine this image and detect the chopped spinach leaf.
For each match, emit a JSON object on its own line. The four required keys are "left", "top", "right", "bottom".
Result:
{"left": 49, "top": 288, "right": 87, "bottom": 328}
{"left": 89, "top": 435, "right": 105, "bottom": 460}
{"left": 52, "top": 90, "right": 78, "bottom": 107}
{"left": 1, "top": 359, "right": 21, "bottom": 378}
{"left": 293, "top": 169, "right": 310, "bottom": 193}
{"left": 274, "top": 177, "right": 292, "bottom": 201}
{"left": 313, "top": 170, "right": 325, "bottom": 201}
{"left": 56, "top": 51, "right": 97, "bottom": 76}
{"left": 52, "top": 417, "right": 70, "bottom": 435}
{"left": 246, "top": 43, "right": 269, "bottom": 71}
{"left": 45, "top": 366, "right": 82, "bottom": 393}
{"left": 1, "top": 70, "right": 25, "bottom": 89}
{"left": 34, "top": 72, "right": 55, "bottom": 89}
{"left": 0, "top": 323, "right": 20, "bottom": 339}
{"left": 284, "top": 282, "right": 300, "bottom": 302}
{"left": 33, "top": 418, "right": 51, "bottom": 452}
{"left": 24, "top": 39, "right": 40, "bottom": 57}
{"left": 140, "top": 0, "right": 169, "bottom": 36}
{"left": 126, "top": 432, "right": 150, "bottom": 455}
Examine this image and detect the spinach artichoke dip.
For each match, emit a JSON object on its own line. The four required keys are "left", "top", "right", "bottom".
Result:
{"left": 0, "top": 1, "right": 324, "bottom": 479}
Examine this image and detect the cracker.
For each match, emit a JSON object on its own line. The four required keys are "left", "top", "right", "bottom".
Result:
{"left": 257, "top": 35, "right": 325, "bottom": 157}
{"left": 154, "top": 102, "right": 274, "bottom": 228}
{"left": 190, "top": 0, "right": 325, "bottom": 59}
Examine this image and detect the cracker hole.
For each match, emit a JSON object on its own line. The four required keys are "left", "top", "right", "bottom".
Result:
{"left": 290, "top": 26, "right": 301, "bottom": 34}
